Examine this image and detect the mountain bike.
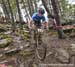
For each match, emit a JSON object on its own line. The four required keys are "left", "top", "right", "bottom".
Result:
{"left": 30, "top": 24, "right": 47, "bottom": 61}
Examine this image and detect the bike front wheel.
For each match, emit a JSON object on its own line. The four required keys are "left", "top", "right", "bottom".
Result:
{"left": 36, "top": 40, "right": 47, "bottom": 61}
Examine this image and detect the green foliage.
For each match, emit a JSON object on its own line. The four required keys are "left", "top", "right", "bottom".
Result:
{"left": 7, "top": 37, "right": 13, "bottom": 43}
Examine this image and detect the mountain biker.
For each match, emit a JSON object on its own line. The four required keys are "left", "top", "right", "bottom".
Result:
{"left": 28, "top": 8, "right": 48, "bottom": 30}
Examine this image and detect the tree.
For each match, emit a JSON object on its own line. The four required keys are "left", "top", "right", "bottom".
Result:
{"left": 27, "top": 0, "right": 34, "bottom": 16}
{"left": 16, "top": 0, "right": 23, "bottom": 30}
{"left": 57, "top": 0, "right": 68, "bottom": 18}
{"left": 51, "top": 0, "right": 66, "bottom": 39}
{"left": 1, "top": 0, "right": 10, "bottom": 22}
{"left": 21, "top": 0, "right": 30, "bottom": 21}
{"left": 41, "top": 0, "right": 54, "bottom": 19}
{"left": 33, "top": 0, "right": 38, "bottom": 12}
{"left": 7, "top": 0, "right": 16, "bottom": 32}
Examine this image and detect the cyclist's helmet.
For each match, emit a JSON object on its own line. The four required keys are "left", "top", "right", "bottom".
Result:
{"left": 38, "top": 8, "right": 45, "bottom": 14}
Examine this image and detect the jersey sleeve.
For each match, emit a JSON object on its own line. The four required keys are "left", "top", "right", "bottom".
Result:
{"left": 42, "top": 16, "right": 46, "bottom": 22}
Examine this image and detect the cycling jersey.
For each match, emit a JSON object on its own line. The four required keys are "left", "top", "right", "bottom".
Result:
{"left": 32, "top": 12, "right": 46, "bottom": 22}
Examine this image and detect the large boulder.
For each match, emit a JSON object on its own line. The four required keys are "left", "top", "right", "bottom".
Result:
{"left": 55, "top": 48, "right": 70, "bottom": 63}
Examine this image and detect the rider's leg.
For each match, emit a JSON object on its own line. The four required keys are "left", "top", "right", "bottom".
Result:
{"left": 37, "top": 22, "right": 42, "bottom": 42}
{"left": 33, "top": 21, "right": 38, "bottom": 40}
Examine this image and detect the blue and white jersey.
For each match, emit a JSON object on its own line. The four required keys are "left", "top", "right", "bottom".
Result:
{"left": 32, "top": 12, "right": 46, "bottom": 22}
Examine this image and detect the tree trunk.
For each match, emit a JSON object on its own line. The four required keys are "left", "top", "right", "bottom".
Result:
{"left": 1, "top": 3, "right": 7, "bottom": 22}
{"left": 48, "top": 0, "right": 53, "bottom": 14}
{"left": 51, "top": 0, "right": 65, "bottom": 39}
{"left": 30, "top": 0, "right": 34, "bottom": 13}
{"left": 41, "top": 0, "right": 54, "bottom": 19}
{"left": 16, "top": 0, "right": 23, "bottom": 30}
{"left": 27, "top": 0, "right": 34, "bottom": 16}
{"left": 1, "top": 0, "right": 10, "bottom": 22}
{"left": 21, "top": 0, "right": 30, "bottom": 21}
{"left": 7, "top": 0, "right": 16, "bottom": 32}
{"left": 34, "top": 0, "right": 37, "bottom": 12}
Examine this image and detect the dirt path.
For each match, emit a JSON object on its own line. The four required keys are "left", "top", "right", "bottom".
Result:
{"left": 30, "top": 32, "right": 75, "bottom": 67}
{"left": 0, "top": 31, "right": 75, "bottom": 67}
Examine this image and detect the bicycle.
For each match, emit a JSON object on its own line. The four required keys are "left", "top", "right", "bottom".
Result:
{"left": 30, "top": 24, "right": 47, "bottom": 61}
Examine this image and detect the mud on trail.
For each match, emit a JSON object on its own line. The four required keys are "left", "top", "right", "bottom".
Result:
{"left": 29, "top": 31, "right": 75, "bottom": 67}
{"left": 0, "top": 30, "right": 75, "bottom": 67}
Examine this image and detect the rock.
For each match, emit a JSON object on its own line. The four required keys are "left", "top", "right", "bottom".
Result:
{"left": 19, "top": 43, "right": 30, "bottom": 50}
{"left": 4, "top": 31, "right": 12, "bottom": 35}
{"left": 0, "top": 34, "right": 4, "bottom": 39}
{"left": 0, "top": 60, "right": 8, "bottom": 64}
{"left": 0, "top": 39, "right": 9, "bottom": 48}
{"left": 5, "top": 48, "right": 20, "bottom": 56}
{"left": 6, "top": 25, "right": 11, "bottom": 28}
{"left": 23, "top": 30, "right": 29, "bottom": 33}
{"left": 46, "top": 51, "right": 54, "bottom": 57}
{"left": 0, "top": 34, "right": 13, "bottom": 48}
{"left": 23, "top": 43, "right": 30, "bottom": 48}
{"left": 0, "top": 33, "right": 12, "bottom": 40}
{"left": 21, "top": 49, "right": 34, "bottom": 57}
{"left": 0, "top": 24, "right": 7, "bottom": 32}
{"left": 32, "top": 64, "right": 38, "bottom": 67}
{"left": 56, "top": 48, "right": 70, "bottom": 63}
{"left": 0, "top": 54, "right": 3, "bottom": 58}
{"left": 23, "top": 33, "right": 31, "bottom": 39}
{"left": 4, "top": 47, "right": 10, "bottom": 51}
{"left": 23, "top": 48, "right": 34, "bottom": 52}
{"left": 13, "top": 36, "right": 21, "bottom": 43}
{"left": 70, "top": 44, "right": 75, "bottom": 52}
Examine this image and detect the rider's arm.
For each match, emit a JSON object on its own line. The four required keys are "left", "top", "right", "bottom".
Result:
{"left": 29, "top": 13, "right": 36, "bottom": 29}
{"left": 28, "top": 13, "right": 37, "bottom": 29}
{"left": 42, "top": 16, "right": 49, "bottom": 29}
{"left": 52, "top": 18, "right": 62, "bottom": 29}
{"left": 44, "top": 21, "right": 48, "bottom": 29}
{"left": 47, "top": 13, "right": 62, "bottom": 29}
{"left": 53, "top": 19, "right": 57, "bottom": 26}
{"left": 28, "top": 18, "right": 33, "bottom": 29}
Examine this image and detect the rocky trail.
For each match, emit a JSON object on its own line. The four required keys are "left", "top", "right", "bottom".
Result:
{"left": 0, "top": 26, "right": 75, "bottom": 67}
